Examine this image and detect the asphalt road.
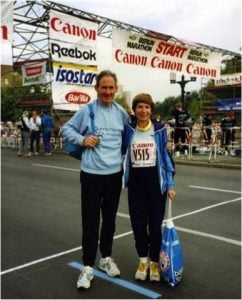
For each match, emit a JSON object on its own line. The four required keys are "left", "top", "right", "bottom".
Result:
{"left": 1, "top": 148, "right": 241, "bottom": 299}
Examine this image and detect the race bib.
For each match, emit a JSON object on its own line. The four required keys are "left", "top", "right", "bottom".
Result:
{"left": 131, "top": 141, "right": 156, "bottom": 167}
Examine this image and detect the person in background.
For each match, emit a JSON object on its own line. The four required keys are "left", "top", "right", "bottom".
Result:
{"left": 220, "top": 112, "right": 237, "bottom": 153}
{"left": 17, "top": 110, "right": 31, "bottom": 157}
{"left": 28, "top": 110, "right": 42, "bottom": 156}
{"left": 62, "top": 70, "right": 129, "bottom": 289}
{"left": 172, "top": 103, "right": 189, "bottom": 153}
{"left": 53, "top": 119, "right": 63, "bottom": 150}
{"left": 122, "top": 93, "right": 176, "bottom": 283}
{"left": 202, "top": 114, "right": 212, "bottom": 145}
{"left": 41, "top": 110, "right": 54, "bottom": 156}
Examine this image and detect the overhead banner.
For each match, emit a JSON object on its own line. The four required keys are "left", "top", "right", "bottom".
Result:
{"left": 214, "top": 73, "right": 242, "bottom": 86}
{"left": 49, "top": 10, "right": 99, "bottom": 111}
{"left": 50, "top": 40, "right": 97, "bottom": 65}
{"left": 215, "top": 99, "right": 241, "bottom": 111}
{"left": 1, "top": 1, "right": 13, "bottom": 43}
{"left": 49, "top": 10, "right": 98, "bottom": 46}
{"left": 1, "top": 1, "right": 13, "bottom": 65}
{"left": 52, "top": 82, "right": 97, "bottom": 111}
{"left": 112, "top": 29, "right": 222, "bottom": 79}
{"left": 21, "top": 61, "right": 47, "bottom": 86}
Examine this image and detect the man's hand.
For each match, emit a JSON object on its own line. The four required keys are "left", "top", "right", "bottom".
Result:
{"left": 83, "top": 135, "right": 100, "bottom": 148}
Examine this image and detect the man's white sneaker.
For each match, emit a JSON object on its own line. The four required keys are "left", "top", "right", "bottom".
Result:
{"left": 99, "top": 257, "right": 120, "bottom": 277}
{"left": 76, "top": 266, "right": 94, "bottom": 289}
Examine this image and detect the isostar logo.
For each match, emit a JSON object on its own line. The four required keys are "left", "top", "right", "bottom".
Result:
{"left": 65, "top": 91, "right": 91, "bottom": 104}
{"left": 53, "top": 62, "right": 97, "bottom": 86}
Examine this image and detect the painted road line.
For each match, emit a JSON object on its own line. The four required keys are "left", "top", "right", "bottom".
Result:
{"left": 0, "top": 231, "right": 133, "bottom": 276}
{"left": 68, "top": 261, "right": 161, "bottom": 299}
{"left": 175, "top": 226, "right": 241, "bottom": 246}
{"left": 32, "top": 164, "right": 79, "bottom": 172}
{"left": 117, "top": 210, "right": 241, "bottom": 247}
{"left": 0, "top": 246, "right": 82, "bottom": 276}
{"left": 189, "top": 185, "right": 241, "bottom": 194}
{"left": 171, "top": 197, "right": 241, "bottom": 221}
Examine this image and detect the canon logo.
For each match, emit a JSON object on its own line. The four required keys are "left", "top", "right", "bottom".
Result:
{"left": 50, "top": 17, "right": 96, "bottom": 40}
{"left": 65, "top": 92, "right": 91, "bottom": 104}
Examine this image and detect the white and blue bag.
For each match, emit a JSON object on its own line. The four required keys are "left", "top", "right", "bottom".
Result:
{"left": 160, "top": 199, "right": 183, "bottom": 286}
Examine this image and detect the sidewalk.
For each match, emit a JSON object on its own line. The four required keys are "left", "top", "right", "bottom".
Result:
{"left": 173, "top": 152, "right": 241, "bottom": 169}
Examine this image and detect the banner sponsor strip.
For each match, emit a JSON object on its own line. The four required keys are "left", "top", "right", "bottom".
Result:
{"left": 214, "top": 73, "right": 242, "bottom": 86}
{"left": 1, "top": 1, "right": 13, "bottom": 44}
{"left": 52, "top": 63, "right": 97, "bottom": 86}
{"left": 49, "top": 10, "right": 98, "bottom": 46}
{"left": 50, "top": 40, "right": 97, "bottom": 65}
{"left": 21, "top": 61, "right": 47, "bottom": 86}
{"left": 112, "top": 29, "right": 222, "bottom": 79}
{"left": 49, "top": 10, "right": 99, "bottom": 111}
{"left": 52, "top": 82, "right": 97, "bottom": 111}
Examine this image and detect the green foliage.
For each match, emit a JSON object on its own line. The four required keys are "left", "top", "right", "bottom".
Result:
{"left": 1, "top": 87, "right": 17, "bottom": 121}
{"left": 154, "top": 91, "right": 204, "bottom": 122}
{"left": 221, "top": 57, "right": 241, "bottom": 74}
{"left": 154, "top": 96, "right": 178, "bottom": 120}
{"left": 114, "top": 95, "right": 131, "bottom": 112}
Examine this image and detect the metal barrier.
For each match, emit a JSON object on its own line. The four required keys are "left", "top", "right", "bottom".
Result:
{"left": 1, "top": 130, "right": 64, "bottom": 152}
{"left": 168, "top": 125, "right": 241, "bottom": 160}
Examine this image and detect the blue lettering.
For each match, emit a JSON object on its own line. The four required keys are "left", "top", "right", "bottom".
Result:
{"left": 54, "top": 66, "right": 96, "bottom": 86}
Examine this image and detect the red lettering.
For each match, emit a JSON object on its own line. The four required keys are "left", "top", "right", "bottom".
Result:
{"left": 26, "top": 66, "right": 43, "bottom": 76}
{"left": 65, "top": 92, "right": 90, "bottom": 104}
{"left": 155, "top": 41, "right": 187, "bottom": 58}
{"left": 1, "top": 25, "right": 8, "bottom": 40}
{"left": 50, "top": 17, "right": 96, "bottom": 40}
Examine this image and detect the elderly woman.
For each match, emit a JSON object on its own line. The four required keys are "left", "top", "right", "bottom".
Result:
{"left": 122, "top": 93, "right": 176, "bottom": 282}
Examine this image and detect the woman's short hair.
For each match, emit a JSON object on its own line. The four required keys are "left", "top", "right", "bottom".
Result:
{"left": 132, "top": 93, "right": 155, "bottom": 112}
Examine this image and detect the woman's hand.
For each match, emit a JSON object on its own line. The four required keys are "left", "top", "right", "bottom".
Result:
{"left": 167, "top": 189, "right": 176, "bottom": 199}
{"left": 82, "top": 135, "right": 100, "bottom": 148}
{"left": 167, "top": 141, "right": 173, "bottom": 152}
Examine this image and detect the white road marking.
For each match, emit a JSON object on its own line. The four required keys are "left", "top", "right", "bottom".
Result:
{"left": 175, "top": 226, "right": 241, "bottom": 246}
{"left": 171, "top": 197, "right": 241, "bottom": 221}
{"left": 189, "top": 185, "right": 241, "bottom": 194}
{"left": 117, "top": 195, "right": 241, "bottom": 248}
{"left": 0, "top": 246, "right": 82, "bottom": 275}
{"left": 32, "top": 163, "right": 79, "bottom": 172}
{"left": 1, "top": 231, "right": 133, "bottom": 276}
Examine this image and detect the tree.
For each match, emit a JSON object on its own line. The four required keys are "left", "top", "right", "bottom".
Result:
{"left": 221, "top": 56, "right": 241, "bottom": 74}
{"left": 154, "top": 96, "right": 178, "bottom": 120}
{"left": 114, "top": 95, "right": 130, "bottom": 112}
{"left": 154, "top": 91, "right": 204, "bottom": 122}
{"left": 1, "top": 86, "right": 17, "bottom": 121}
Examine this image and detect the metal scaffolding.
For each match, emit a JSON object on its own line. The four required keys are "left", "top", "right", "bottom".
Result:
{"left": 12, "top": 0, "right": 240, "bottom": 63}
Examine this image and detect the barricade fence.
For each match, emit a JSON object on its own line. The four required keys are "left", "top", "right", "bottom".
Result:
{"left": 1, "top": 125, "right": 241, "bottom": 160}
{"left": 167, "top": 125, "right": 241, "bottom": 160}
{"left": 1, "top": 129, "right": 64, "bottom": 152}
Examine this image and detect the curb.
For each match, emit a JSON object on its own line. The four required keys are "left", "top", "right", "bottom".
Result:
{"left": 174, "top": 159, "right": 241, "bottom": 170}
{"left": 55, "top": 150, "right": 241, "bottom": 170}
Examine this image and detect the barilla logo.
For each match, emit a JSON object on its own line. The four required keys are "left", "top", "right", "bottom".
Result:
{"left": 65, "top": 91, "right": 90, "bottom": 104}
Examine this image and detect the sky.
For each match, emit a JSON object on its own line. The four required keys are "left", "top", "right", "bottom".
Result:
{"left": 2, "top": 0, "right": 241, "bottom": 103}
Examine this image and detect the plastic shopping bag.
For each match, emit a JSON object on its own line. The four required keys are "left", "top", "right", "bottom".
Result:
{"left": 160, "top": 199, "right": 183, "bottom": 286}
